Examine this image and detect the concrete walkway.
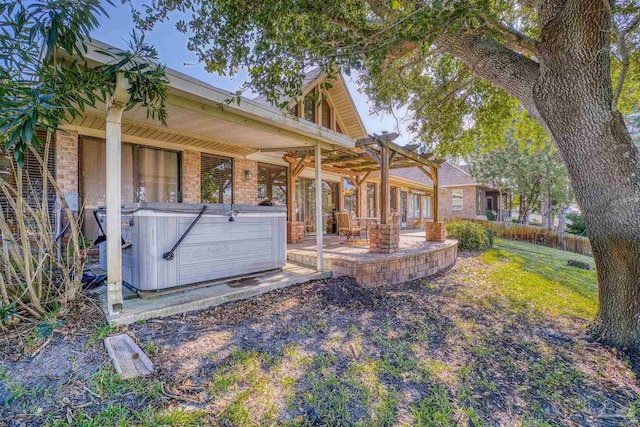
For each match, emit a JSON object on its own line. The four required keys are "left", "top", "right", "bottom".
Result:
{"left": 98, "top": 263, "right": 328, "bottom": 326}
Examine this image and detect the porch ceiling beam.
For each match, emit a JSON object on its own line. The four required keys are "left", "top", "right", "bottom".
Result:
{"left": 259, "top": 145, "right": 314, "bottom": 153}
{"left": 361, "top": 145, "right": 382, "bottom": 165}
{"left": 356, "top": 132, "right": 400, "bottom": 146}
{"left": 293, "top": 155, "right": 308, "bottom": 178}
{"left": 377, "top": 139, "right": 441, "bottom": 169}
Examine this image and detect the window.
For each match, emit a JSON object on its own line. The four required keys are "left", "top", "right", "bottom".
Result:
{"left": 343, "top": 177, "right": 356, "bottom": 212}
{"left": 321, "top": 100, "right": 332, "bottom": 129}
{"left": 452, "top": 189, "right": 464, "bottom": 211}
{"left": 410, "top": 193, "right": 421, "bottom": 218}
{"left": 201, "top": 154, "right": 233, "bottom": 204}
{"left": 303, "top": 92, "right": 316, "bottom": 123}
{"left": 423, "top": 196, "right": 432, "bottom": 218}
{"left": 80, "top": 138, "right": 181, "bottom": 240}
{"left": 258, "top": 163, "right": 287, "bottom": 206}
{"left": 477, "top": 190, "right": 483, "bottom": 211}
{"left": 137, "top": 147, "right": 180, "bottom": 203}
{"left": 390, "top": 186, "right": 398, "bottom": 212}
{"left": 0, "top": 129, "right": 56, "bottom": 231}
{"left": 367, "top": 183, "right": 376, "bottom": 217}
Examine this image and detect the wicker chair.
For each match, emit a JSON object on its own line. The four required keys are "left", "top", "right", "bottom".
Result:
{"left": 336, "top": 211, "right": 363, "bottom": 243}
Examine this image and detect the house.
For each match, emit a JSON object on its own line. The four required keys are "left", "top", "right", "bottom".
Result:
{"left": 253, "top": 68, "right": 439, "bottom": 235}
{"left": 437, "top": 162, "right": 514, "bottom": 221}
{"left": 1, "top": 40, "right": 456, "bottom": 323}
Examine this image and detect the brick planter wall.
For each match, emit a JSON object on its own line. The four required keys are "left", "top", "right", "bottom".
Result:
{"left": 369, "top": 223, "right": 400, "bottom": 254}
{"left": 332, "top": 240, "right": 458, "bottom": 288}
{"left": 287, "top": 221, "right": 305, "bottom": 244}
{"left": 426, "top": 221, "right": 446, "bottom": 242}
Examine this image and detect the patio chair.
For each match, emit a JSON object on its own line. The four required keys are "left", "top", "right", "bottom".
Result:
{"left": 336, "top": 211, "right": 363, "bottom": 243}
{"left": 392, "top": 212, "right": 402, "bottom": 228}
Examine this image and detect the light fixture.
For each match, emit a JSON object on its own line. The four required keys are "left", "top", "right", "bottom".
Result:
{"left": 244, "top": 169, "right": 253, "bottom": 180}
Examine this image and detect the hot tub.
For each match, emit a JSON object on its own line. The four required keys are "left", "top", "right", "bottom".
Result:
{"left": 100, "top": 202, "right": 286, "bottom": 291}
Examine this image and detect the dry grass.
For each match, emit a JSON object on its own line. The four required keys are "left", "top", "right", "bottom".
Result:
{"left": 1, "top": 240, "right": 638, "bottom": 426}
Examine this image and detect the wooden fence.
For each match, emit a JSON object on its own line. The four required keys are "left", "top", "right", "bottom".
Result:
{"left": 443, "top": 217, "right": 592, "bottom": 257}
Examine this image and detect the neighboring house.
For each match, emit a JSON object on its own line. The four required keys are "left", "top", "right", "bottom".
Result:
{"left": 437, "top": 162, "right": 514, "bottom": 221}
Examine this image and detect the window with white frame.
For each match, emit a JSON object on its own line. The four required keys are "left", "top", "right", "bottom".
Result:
{"left": 409, "top": 193, "right": 421, "bottom": 218}
{"left": 452, "top": 189, "right": 464, "bottom": 211}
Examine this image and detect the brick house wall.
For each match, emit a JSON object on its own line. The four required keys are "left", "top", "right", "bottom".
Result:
{"left": 182, "top": 150, "right": 201, "bottom": 203}
{"left": 232, "top": 158, "right": 259, "bottom": 205}
{"left": 438, "top": 186, "right": 478, "bottom": 220}
{"left": 55, "top": 130, "right": 79, "bottom": 195}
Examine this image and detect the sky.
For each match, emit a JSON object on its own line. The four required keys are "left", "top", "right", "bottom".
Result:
{"left": 92, "top": 2, "right": 414, "bottom": 145}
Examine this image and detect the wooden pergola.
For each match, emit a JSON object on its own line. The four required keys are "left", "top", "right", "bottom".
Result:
{"left": 283, "top": 132, "right": 444, "bottom": 225}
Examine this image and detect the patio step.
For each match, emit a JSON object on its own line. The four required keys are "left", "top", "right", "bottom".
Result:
{"left": 102, "top": 263, "right": 330, "bottom": 326}
{"left": 287, "top": 251, "right": 333, "bottom": 271}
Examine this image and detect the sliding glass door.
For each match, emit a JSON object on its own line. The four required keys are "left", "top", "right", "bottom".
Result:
{"left": 295, "top": 178, "right": 339, "bottom": 235}
{"left": 80, "top": 138, "right": 181, "bottom": 241}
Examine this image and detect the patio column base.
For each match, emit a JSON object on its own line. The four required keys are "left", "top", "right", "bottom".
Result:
{"left": 287, "top": 221, "right": 305, "bottom": 244}
{"left": 369, "top": 223, "right": 400, "bottom": 254}
{"left": 426, "top": 221, "right": 446, "bottom": 242}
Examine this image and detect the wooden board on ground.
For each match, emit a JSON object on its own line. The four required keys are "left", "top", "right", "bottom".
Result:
{"left": 104, "top": 334, "right": 154, "bottom": 379}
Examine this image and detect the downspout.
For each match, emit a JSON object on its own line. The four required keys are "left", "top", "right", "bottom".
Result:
{"left": 105, "top": 72, "right": 130, "bottom": 315}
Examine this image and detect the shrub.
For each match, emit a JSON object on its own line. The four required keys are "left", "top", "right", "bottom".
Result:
{"left": 566, "top": 213, "right": 587, "bottom": 236}
{"left": 446, "top": 221, "right": 493, "bottom": 252}
{"left": 486, "top": 210, "right": 497, "bottom": 221}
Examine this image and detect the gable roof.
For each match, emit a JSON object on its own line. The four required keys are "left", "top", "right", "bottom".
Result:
{"left": 438, "top": 162, "right": 478, "bottom": 187}
{"left": 253, "top": 68, "right": 368, "bottom": 140}
{"left": 390, "top": 167, "right": 434, "bottom": 187}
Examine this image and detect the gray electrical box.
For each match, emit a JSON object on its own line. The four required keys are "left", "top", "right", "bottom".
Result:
{"left": 64, "top": 193, "right": 79, "bottom": 212}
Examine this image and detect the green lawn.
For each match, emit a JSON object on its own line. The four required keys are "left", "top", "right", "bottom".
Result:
{"left": 480, "top": 239, "right": 598, "bottom": 320}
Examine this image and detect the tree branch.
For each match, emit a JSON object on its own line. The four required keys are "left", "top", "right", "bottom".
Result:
{"left": 434, "top": 32, "right": 542, "bottom": 122}
{"left": 612, "top": 14, "right": 640, "bottom": 109}
{"left": 480, "top": 13, "right": 539, "bottom": 57}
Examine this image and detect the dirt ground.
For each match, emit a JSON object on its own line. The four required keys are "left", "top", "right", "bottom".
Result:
{"left": 1, "top": 253, "right": 639, "bottom": 426}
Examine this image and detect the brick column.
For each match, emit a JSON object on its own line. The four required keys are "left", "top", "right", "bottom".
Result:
{"left": 55, "top": 130, "right": 79, "bottom": 195}
{"left": 369, "top": 223, "right": 400, "bottom": 254}
{"left": 233, "top": 159, "right": 258, "bottom": 205}
{"left": 426, "top": 221, "right": 446, "bottom": 242}
{"left": 287, "top": 221, "right": 305, "bottom": 244}
{"left": 182, "top": 150, "right": 201, "bottom": 203}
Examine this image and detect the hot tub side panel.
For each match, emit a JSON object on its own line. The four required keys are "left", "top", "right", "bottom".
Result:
{"left": 176, "top": 215, "right": 286, "bottom": 286}
{"left": 134, "top": 215, "right": 181, "bottom": 291}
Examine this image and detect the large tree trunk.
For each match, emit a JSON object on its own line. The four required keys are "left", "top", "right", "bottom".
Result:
{"left": 533, "top": 1, "right": 640, "bottom": 350}
{"left": 436, "top": 0, "right": 640, "bottom": 350}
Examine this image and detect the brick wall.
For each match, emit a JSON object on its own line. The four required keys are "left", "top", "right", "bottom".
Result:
{"left": 369, "top": 223, "right": 400, "bottom": 254}
{"left": 332, "top": 240, "right": 458, "bottom": 288}
{"left": 55, "top": 130, "right": 79, "bottom": 195}
{"left": 287, "top": 221, "right": 305, "bottom": 244}
{"left": 182, "top": 150, "right": 201, "bottom": 203}
{"left": 425, "top": 221, "right": 446, "bottom": 242}
{"left": 233, "top": 159, "right": 258, "bottom": 205}
{"left": 438, "top": 186, "right": 477, "bottom": 220}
